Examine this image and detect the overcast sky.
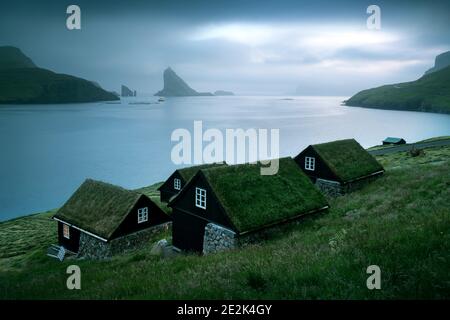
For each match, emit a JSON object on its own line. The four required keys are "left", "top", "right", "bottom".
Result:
{"left": 1, "top": 0, "right": 449, "bottom": 95}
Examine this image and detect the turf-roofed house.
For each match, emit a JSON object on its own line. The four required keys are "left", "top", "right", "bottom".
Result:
{"left": 53, "top": 179, "right": 171, "bottom": 259}
{"left": 383, "top": 137, "right": 406, "bottom": 145}
{"left": 168, "top": 157, "right": 329, "bottom": 254}
{"left": 158, "top": 163, "right": 226, "bottom": 202}
{"left": 294, "top": 139, "right": 384, "bottom": 196}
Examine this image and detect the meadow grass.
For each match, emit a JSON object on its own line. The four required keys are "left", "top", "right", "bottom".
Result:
{"left": 0, "top": 146, "right": 449, "bottom": 299}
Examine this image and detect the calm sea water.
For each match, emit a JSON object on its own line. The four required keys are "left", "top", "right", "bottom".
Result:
{"left": 1, "top": 95, "right": 449, "bottom": 221}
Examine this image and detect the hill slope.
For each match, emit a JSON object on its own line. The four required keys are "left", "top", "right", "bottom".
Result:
{"left": 0, "top": 144, "right": 449, "bottom": 299}
{"left": 0, "top": 46, "right": 36, "bottom": 69}
{"left": 154, "top": 67, "right": 212, "bottom": 96}
{"left": 0, "top": 46, "right": 118, "bottom": 104}
{"left": 345, "top": 66, "right": 450, "bottom": 114}
{"left": 0, "top": 68, "right": 119, "bottom": 104}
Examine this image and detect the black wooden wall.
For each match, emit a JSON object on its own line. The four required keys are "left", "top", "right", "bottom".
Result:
{"left": 58, "top": 222, "right": 81, "bottom": 252}
{"left": 294, "top": 146, "right": 340, "bottom": 182}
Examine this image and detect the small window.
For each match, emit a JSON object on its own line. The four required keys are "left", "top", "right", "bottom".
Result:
{"left": 174, "top": 178, "right": 181, "bottom": 190}
{"left": 305, "top": 157, "right": 315, "bottom": 171}
{"left": 195, "top": 187, "right": 206, "bottom": 209}
{"left": 137, "top": 207, "right": 148, "bottom": 223}
{"left": 63, "top": 224, "right": 70, "bottom": 239}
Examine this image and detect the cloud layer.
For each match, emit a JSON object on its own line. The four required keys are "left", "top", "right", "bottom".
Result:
{"left": 1, "top": 0, "right": 449, "bottom": 95}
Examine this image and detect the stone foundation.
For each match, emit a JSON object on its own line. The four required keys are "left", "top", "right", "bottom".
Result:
{"left": 202, "top": 220, "right": 306, "bottom": 254}
{"left": 78, "top": 222, "right": 171, "bottom": 259}
{"left": 316, "top": 174, "right": 383, "bottom": 197}
{"left": 203, "top": 223, "right": 237, "bottom": 254}
{"left": 315, "top": 178, "right": 343, "bottom": 196}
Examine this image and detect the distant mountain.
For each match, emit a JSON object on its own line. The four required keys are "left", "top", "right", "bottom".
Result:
{"left": 154, "top": 67, "right": 213, "bottom": 97}
{"left": 345, "top": 65, "right": 450, "bottom": 114}
{"left": 425, "top": 51, "right": 450, "bottom": 75}
{"left": 214, "top": 90, "right": 234, "bottom": 96}
{"left": 121, "top": 85, "right": 136, "bottom": 97}
{"left": 0, "top": 46, "right": 118, "bottom": 104}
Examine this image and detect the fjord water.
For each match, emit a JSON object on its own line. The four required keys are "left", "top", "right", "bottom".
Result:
{"left": 1, "top": 96, "right": 449, "bottom": 221}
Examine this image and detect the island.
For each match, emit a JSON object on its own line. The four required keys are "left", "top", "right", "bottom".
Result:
{"left": 214, "top": 90, "right": 234, "bottom": 96}
{"left": 0, "top": 46, "right": 119, "bottom": 104}
{"left": 121, "top": 85, "right": 136, "bottom": 97}
{"left": 345, "top": 51, "right": 450, "bottom": 114}
{"left": 154, "top": 67, "right": 213, "bottom": 97}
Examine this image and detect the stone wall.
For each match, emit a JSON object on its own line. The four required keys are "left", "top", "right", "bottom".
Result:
{"left": 202, "top": 221, "right": 302, "bottom": 254}
{"left": 202, "top": 223, "right": 237, "bottom": 254}
{"left": 316, "top": 173, "right": 383, "bottom": 196}
{"left": 77, "top": 222, "right": 171, "bottom": 260}
{"left": 315, "top": 178, "right": 344, "bottom": 196}
{"left": 78, "top": 233, "right": 111, "bottom": 259}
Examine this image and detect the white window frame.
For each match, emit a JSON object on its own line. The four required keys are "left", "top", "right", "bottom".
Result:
{"left": 195, "top": 187, "right": 207, "bottom": 209}
{"left": 63, "top": 224, "right": 70, "bottom": 239}
{"left": 174, "top": 178, "right": 181, "bottom": 191}
{"left": 305, "top": 157, "right": 315, "bottom": 171}
{"left": 137, "top": 207, "right": 149, "bottom": 223}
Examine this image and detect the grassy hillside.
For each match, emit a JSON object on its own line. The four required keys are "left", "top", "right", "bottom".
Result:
{"left": 0, "top": 46, "right": 36, "bottom": 69}
{"left": 345, "top": 66, "right": 450, "bottom": 114}
{"left": 0, "top": 146, "right": 449, "bottom": 299}
{"left": 0, "top": 46, "right": 118, "bottom": 104}
{"left": 0, "top": 68, "right": 118, "bottom": 104}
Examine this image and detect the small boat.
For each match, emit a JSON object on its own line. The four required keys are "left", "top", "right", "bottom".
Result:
{"left": 158, "top": 97, "right": 165, "bottom": 102}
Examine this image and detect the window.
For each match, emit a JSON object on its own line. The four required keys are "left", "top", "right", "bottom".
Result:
{"left": 305, "top": 157, "right": 315, "bottom": 171}
{"left": 63, "top": 224, "right": 70, "bottom": 239}
{"left": 174, "top": 178, "right": 181, "bottom": 190}
{"left": 195, "top": 187, "right": 206, "bottom": 209}
{"left": 137, "top": 207, "right": 148, "bottom": 223}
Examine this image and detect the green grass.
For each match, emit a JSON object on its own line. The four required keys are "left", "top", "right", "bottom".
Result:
{"left": 366, "top": 145, "right": 396, "bottom": 151}
{"left": 199, "top": 157, "right": 327, "bottom": 233}
{"left": 345, "top": 65, "right": 450, "bottom": 114}
{"left": 367, "top": 136, "right": 450, "bottom": 150}
{"left": 311, "top": 139, "right": 383, "bottom": 182}
{"left": 135, "top": 182, "right": 170, "bottom": 214}
{"left": 415, "top": 136, "right": 450, "bottom": 143}
{"left": 0, "top": 68, "right": 119, "bottom": 104}
{"left": 55, "top": 179, "right": 145, "bottom": 239}
{"left": 0, "top": 146, "right": 449, "bottom": 299}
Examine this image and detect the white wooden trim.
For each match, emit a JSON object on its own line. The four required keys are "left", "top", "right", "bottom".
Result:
{"left": 305, "top": 156, "right": 315, "bottom": 171}
{"left": 195, "top": 187, "right": 207, "bottom": 209}
{"left": 174, "top": 178, "right": 181, "bottom": 190}
{"left": 63, "top": 224, "right": 70, "bottom": 239}
{"left": 137, "top": 207, "right": 149, "bottom": 224}
{"left": 53, "top": 217, "right": 108, "bottom": 242}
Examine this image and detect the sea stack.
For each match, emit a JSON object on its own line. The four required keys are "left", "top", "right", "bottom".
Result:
{"left": 121, "top": 85, "right": 136, "bottom": 97}
{"left": 154, "top": 67, "right": 213, "bottom": 97}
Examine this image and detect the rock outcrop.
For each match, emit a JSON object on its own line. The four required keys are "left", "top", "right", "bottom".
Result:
{"left": 214, "top": 90, "right": 234, "bottom": 96}
{"left": 154, "top": 67, "right": 213, "bottom": 96}
{"left": 425, "top": 51, "right": 450, "bottom": 75}
{"left": 121, "top": 85, "right": 136, "bottom": 97}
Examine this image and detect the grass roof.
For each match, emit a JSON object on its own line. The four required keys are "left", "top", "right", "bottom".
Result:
{"left": 312, "top": 139, "right": 384, "bottom": 183}
{"left": 135, "top": 182, "right": 171, "bottom": 214}
{"left": 177, "top": 163, "right": 226, "bottom": 181}
{"left": 200, "top": 157, "right": 328, "bottom": 233}
{"left": 54, "top": 179, "right": 143, "bottom": 239}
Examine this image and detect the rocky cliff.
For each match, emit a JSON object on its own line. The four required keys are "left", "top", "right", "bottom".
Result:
{"left": 154, "top": 67, "right": 212, "bottom": 96}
